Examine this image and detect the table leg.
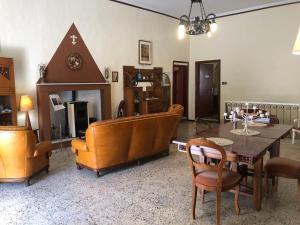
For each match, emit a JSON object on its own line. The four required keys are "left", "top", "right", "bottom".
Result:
{"left": 269, "top": 139, "right": 280, "bottom": 158}
{"left": 253, "top": 157, "right": 263, "bottom": 211}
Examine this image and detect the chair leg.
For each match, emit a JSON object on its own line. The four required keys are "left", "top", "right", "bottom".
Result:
{"left": 243, "top": 176, "right": 248, "bottom": 186}
{"left": 25, "top": 179, "right": 31, "bottom": 187}
{"left": 234, "top": 185, "right": 240, "bottom": 215}
{"left": 216, "top": 190, "right": 221, "bottom": 225}
{"left": 272, "top": 177, "right": 278, "bottom": 192}
{"left": 200, "top": 188, "right": 205, "bottom": 204}
{"left": 76, "top": 163, "right": 82, "bottom": 170}
{"left": 96, "top": 171, "right": 102, "bottom": 178}
{"left": 298, "top": 179, "right": 300, "bottom": 210}
{"left": 265, "top": 171, "right": 269, "bottom": 196}
{"left": 45, "top": 166, "right": 49, "bottom": 174}
{"left": 192, "top": 185, "right": 197, "bottom": 220}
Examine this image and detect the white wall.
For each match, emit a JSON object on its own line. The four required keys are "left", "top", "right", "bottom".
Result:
{"left": 0, "top": 0, "right": 189, "bottom": 128}
{"left": 189, "top": 4, "right": 300, "bottom": 120}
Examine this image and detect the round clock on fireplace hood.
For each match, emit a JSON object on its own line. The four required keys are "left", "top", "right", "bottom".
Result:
{"left": 66, "top": 53, "right": 83, "bottom": 71}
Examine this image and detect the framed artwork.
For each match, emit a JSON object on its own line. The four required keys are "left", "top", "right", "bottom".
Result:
{"left": 49, "top": 94, "right": 65, "bottom": 111}
{"left": 139, "top": 40, "right": 152, "bottom": 65}
{"left": 112, "top": 71, "right": 118, "bottom": 82}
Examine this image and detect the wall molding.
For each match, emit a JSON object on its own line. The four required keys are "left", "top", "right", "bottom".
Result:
{"left": 109, "top": 0, "right": 300, "bottom": 20}
{"left": 109, "top": 0, "right": 178, "bottom": 20}
{"left": 217, "top": 1, "right": 300, "bottom": 18}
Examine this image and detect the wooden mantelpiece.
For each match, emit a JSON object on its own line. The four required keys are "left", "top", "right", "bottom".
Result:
{"left": 37, "top": 83, "right": 111, "bottom": 141}
{"left": 36, "top": 24, "right": 112, "bottom": 141}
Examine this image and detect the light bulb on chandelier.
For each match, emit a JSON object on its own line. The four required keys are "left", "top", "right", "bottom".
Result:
{"left": 178, "top": 24, "right": 186, "bottom": 40}
{"left": 210, "top": 21, "right": 218, "bottom": 33}
{"left": 207, "top": 31, "right": 212, "bottom": 38}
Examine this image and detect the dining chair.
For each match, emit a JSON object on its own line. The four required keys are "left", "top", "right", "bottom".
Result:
{"left": 265, "top": 157, "right": 300, "bottom": 208}
{"left": 117, "top": 100, "right": 126, "bottom": 118}
{"left": 186, "top": 138, "right": 242, "bottom": 225}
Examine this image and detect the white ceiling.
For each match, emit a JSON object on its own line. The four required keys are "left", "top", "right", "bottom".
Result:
{"left": 116, "top": 0, "right": 299, "bottom": 18}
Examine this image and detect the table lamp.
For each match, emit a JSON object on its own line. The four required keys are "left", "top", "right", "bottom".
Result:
{"left": 20, "top": 95, "right": 34, "bottom": 130}
{"left": 292, "top": 27, "right": 300, "bottom": 55}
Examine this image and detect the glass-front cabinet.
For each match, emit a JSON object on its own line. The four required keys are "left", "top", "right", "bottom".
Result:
{"left": 123, "top": 66, "right": 171, "bottom": 116}
{"left": 0, "top": 57, "right": 17, "bottom": 126}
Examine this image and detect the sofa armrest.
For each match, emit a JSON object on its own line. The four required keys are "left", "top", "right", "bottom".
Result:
{"left": 71, "top": 139, "right": 88, "bottom": 154}
{"left": 33, "top": 141, "right": 53, "bottom": 158}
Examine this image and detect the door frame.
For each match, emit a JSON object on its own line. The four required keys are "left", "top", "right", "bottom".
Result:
{"left": 195, "top": 60, "right": 221, "bottom": 123}
{"left": 173, "top": 60, "right": 189, "bottom": 118}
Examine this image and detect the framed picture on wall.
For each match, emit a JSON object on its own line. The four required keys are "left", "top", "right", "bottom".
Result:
{"left": 139, "top": 40, "right": 152, "bottom": 65}
{"left": 112, "top": 71, "right": 118, "bottom": 82}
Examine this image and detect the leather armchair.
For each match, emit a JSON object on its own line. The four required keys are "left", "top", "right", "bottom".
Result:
{"left": 0, "top": 126, "right": 53, "bottom": 186}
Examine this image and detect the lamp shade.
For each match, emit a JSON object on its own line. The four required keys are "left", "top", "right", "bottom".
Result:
{"left": 20, "top": 95, "right": 34, "bottom": 112}
{"left": 293, "top": 28, "right": 300, "bottom": 55}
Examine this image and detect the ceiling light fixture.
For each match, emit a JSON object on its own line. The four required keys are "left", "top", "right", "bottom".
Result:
{"left": 178, "top": 0, "right": 217, "bottom": 39}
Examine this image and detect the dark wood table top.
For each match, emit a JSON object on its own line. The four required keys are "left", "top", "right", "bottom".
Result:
{"left": 173, "top": 122, "right": 293, "bottom": 164}
{"left": 214, "top": 122, "right": 293, "bottom": 139}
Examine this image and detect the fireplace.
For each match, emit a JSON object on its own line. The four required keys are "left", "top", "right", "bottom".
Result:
{"left": 36, "top": 24, "right": 112, "bottom": 142}
{"left": 37, "top": 84, "right": 111, "bottom": 141}
{"left": 49, "top": 89, "right": 101, "bottom": 141}
{"left": 66, "top": 101, "right": 89, "bottom": 138}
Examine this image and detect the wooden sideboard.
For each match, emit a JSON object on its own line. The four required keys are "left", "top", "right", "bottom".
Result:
{"left": 0, "top": 57, "right": 17, "bottom": 125}
{"left": 142, "top": 98, "right": 162, "bottom": 114}
{"left": 123, "top": 66, "right": 170, "bottom": 116}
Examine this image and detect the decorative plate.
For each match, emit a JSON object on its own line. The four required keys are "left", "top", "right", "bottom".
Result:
{"left": 230, "top": 129, "right": 260, "bottom": 136}
{"left": 204, "top": 137, "right": 234, "bottom": 146}
{"left": 66, "top": 53, "right": 83, "bottom": 70}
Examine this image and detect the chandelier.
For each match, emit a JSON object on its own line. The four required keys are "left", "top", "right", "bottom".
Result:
{"left": 178, "top": 0, "right": 218, "bottom": 39}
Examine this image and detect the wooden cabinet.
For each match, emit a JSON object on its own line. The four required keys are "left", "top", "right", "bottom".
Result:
{"left": 142, "top": 98, "right": 162, "bottom": 114}
{"left": 124, "top": 87, "right": 143, "bottom": 116}
{"left": 0, "top": 57, "right": 17, "bottom": 125}
{"left": 123, "top": 66, "right": 169, "bottom": 117}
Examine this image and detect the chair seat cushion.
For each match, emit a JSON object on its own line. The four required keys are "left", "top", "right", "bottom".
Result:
{"left": 195, "top": 169, "right": 242, "bottom": 189}
{"left": 265, "top": 157, "right": 300, "bottom": 179}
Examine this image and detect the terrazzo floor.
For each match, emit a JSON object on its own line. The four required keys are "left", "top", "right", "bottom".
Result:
{"left": 1, "top": 121, "right": 300, "bottom": 225}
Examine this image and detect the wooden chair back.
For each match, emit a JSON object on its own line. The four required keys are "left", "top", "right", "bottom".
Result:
{"left": 186, "top": 138, "right": 237, "bottom": 188}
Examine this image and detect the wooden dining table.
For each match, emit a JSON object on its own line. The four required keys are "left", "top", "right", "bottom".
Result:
{"left": 172, "top": 122, "right": 293, "bottom": 211}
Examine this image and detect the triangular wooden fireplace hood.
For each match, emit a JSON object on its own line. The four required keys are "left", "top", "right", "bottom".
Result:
{"left": 36, "top": 23, "right": 111, "bottom": 141}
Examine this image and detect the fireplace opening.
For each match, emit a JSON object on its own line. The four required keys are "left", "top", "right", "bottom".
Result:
{"left": 49, "top": 90, "right": 101, "bottom": 141}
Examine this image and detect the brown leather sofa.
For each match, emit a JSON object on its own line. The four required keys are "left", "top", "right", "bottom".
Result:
{"left": 0, "top": 126, "right": 53, "bottom": 186}
{"left": 168, "top": 104, "right": 184, "bottom": 139}
{"left": 71, "top": 105, "right": 183, "bottom": 177}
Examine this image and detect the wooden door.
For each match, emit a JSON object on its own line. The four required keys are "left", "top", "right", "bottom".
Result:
{"left": 196, "top": 63, "right": 214, "bottom": 118}
{"left": 173, "top": 62, "right": 189, "bottom": 117}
